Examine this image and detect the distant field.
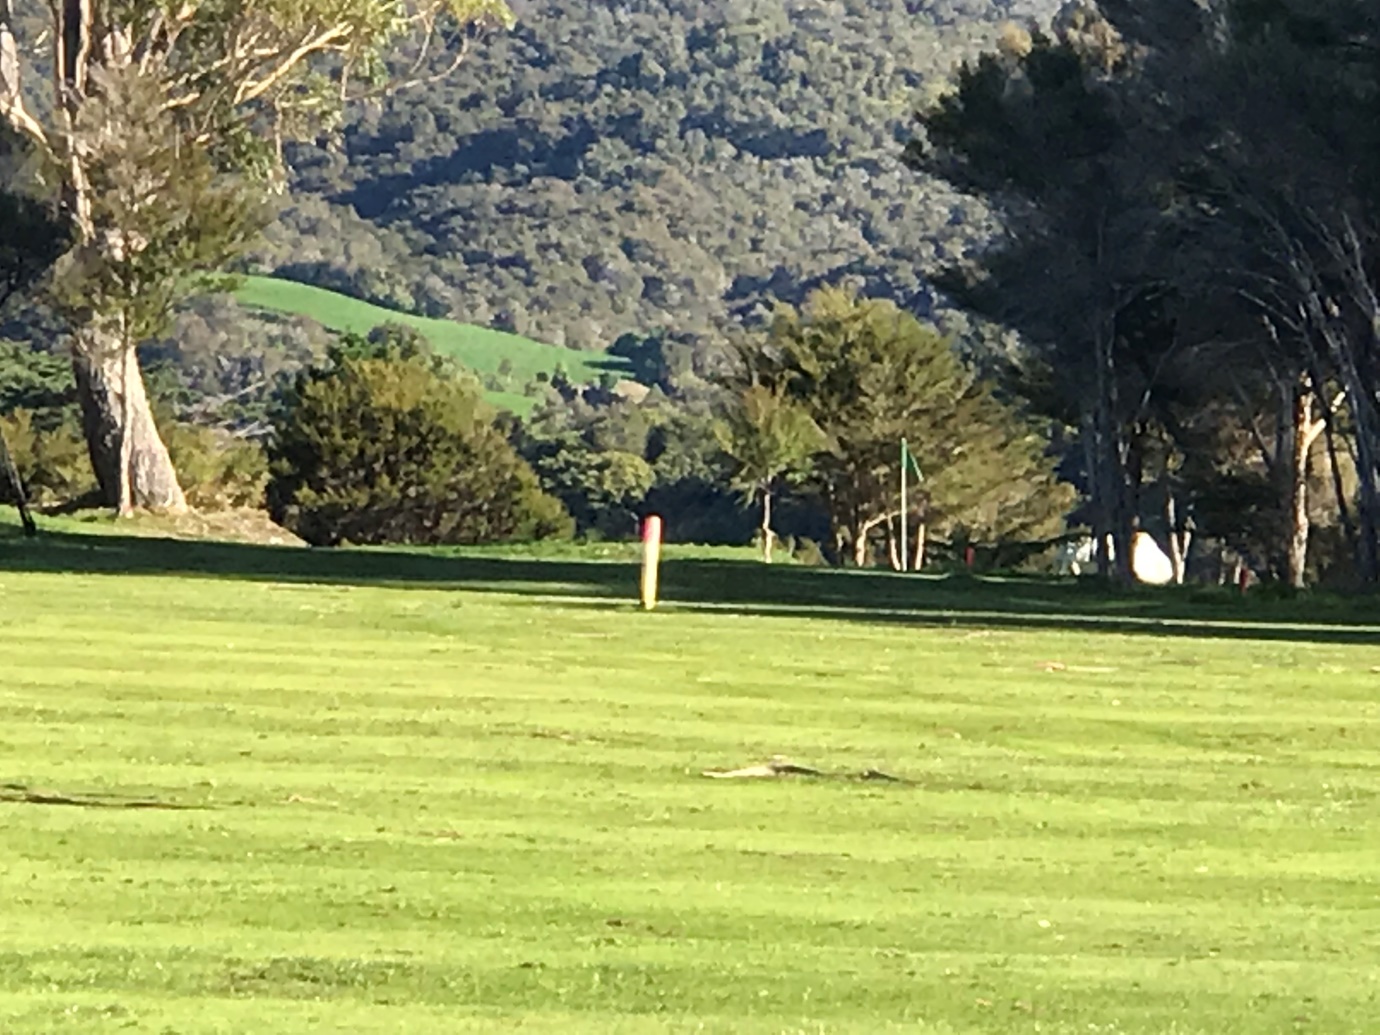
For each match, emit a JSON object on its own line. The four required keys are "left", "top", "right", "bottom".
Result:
{"left": 235, "top": 276, "right": 626, "bottom": 405}
{"left": 2, "top": 518, "right": 1379, "bottom": 1034}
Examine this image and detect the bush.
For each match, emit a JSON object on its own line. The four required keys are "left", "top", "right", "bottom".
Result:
{"left": 791, "top": 536, "right": 828, "bottom": 567}
{"left": 0, "top": 408, "right": 96, "bottom": 505}
{"left": 1, "top": 407, "right": 268, "bottom": 511}
{"left": 266, "top": 346, "right": 573, "bottom": 546}
{"left": 164, "top": 423, "right": 271, "bottom": 509}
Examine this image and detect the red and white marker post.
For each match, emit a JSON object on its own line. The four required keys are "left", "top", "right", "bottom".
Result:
{"left": 640, "top": 515, "right": 663, "bottom": 610}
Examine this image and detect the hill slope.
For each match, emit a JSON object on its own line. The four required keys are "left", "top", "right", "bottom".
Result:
{"left": 249, "top": 0, "right": 1063, "bottom": 359}
{"left": 135, "top": 277, "right": 624, "bottom": 428}
{"left": 235, "top": 275, "right": 624, "bottom": 385}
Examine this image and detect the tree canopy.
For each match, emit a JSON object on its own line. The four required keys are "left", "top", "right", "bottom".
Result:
{"left": 0, "top": 0, "right": 514, "bottom": 513}
{"left": 728, "top": 288, "right": 1072, "bottom": 566}
{"left": 267, "top": 327, "right": 569, "bottom": 546}
{"left": 240, "top": 0, "right": 1061, "bottom": 356}
{"left": 909, "top": 0, "right": 1380, "bottom": 585}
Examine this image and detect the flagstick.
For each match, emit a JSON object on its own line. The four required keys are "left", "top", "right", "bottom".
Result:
{"left": 899, "top": 439, "right": 908, "bottom": 572}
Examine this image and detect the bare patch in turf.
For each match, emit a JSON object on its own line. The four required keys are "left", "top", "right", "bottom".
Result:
{"left": 701, "top": 758, "right": 906, "bottom": 782}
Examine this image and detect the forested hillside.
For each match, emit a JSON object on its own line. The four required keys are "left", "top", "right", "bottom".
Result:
{"left": 251, "top": 0, "right": 1057, "bottom": 354}
{"left": 7, "top": 0, "right": 1059, "bottom": 420}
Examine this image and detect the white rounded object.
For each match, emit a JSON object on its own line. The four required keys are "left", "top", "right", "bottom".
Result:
{"left": 1131, "top": 530, "right": 1174, "bottom": 585}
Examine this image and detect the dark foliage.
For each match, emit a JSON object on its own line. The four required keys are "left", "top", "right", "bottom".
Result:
{"left": 267, "top": 335, "right": 573, "bottom": 546}
{"left": 0, "top": 128, "right": 69, "bottom": 312}
{"left": 248, "top": 0, "right": 1061, "bottom": 359}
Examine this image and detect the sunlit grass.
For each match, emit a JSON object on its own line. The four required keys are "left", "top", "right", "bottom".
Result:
{"left": 1, "top": 526, "right": 1378, "bottom": 1033}
{"left": 235, "top": 275, "right": 626, "bottom": 416}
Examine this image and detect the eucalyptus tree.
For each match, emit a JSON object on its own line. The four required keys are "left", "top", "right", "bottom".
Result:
{"left": 0, "top": 0, "right": 512, "bottom": 512}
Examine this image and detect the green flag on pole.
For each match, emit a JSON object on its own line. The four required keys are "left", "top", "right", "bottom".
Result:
{"left": 900, "top": 439, "right": 924, "bottom": 573}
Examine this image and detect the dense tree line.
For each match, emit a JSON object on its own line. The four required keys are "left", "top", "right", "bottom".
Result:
{"left": 911, "top": 0, "right": 1380, "bottom": 585}
{"left": 7, "top": 0, "right": 1052, "bottom": 510}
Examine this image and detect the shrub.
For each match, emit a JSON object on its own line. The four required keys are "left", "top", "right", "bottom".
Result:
{"left": 524, "top": 442, "right": 654, "bottom": 539}
{"left": 791, "top": 537, "right": 828, "bottom": 567}
{"left": 164, "top": 423, "right": 271, "bottom": 509}
{"left": 0, "top": 408, "right": 97, "bottom": 504}
{"left": 266, "top": 346, "right": 573, "bottom": 546}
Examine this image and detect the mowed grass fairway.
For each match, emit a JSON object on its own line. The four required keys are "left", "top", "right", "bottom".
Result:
{"left": 2, "top": 527, "right": 1379, "bottom": 1033}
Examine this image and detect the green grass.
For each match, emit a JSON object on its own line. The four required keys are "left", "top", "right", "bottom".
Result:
{"left": 2, "top": 518, "right": 1379, "bottom": 1033}
{"left": 234, "top": 276, "right": 627, "bottom": 411}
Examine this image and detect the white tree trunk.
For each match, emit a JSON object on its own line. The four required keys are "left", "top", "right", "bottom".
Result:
{"left": 1284, "top": 382, "right": 1327, "bottom": 588}
{"left": 760, "top": 487, "right": 774, "bottom": 563}
{"left": 1097, "top": 334, "right": 1135, "bottom": 585}
{"left": 72, "top": 327, "right": 187, "bottom": 513}
{"left": 853, "top": 511, "right": 896, "bottom": 568}
{"left": 1165, "top": 492, "right": 1188, "bottom": 585}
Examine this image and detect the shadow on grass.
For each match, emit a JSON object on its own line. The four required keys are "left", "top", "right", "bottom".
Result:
{"left": 2, "top": 524, "right": 1378, "bottom": 644}
{"left": 0, "top": 782, "right": 206, "bottom": 810}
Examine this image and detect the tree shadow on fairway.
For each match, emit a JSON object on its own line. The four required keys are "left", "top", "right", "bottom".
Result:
{"left": 2, "top": 523, "right": 1379, "bottom": 644}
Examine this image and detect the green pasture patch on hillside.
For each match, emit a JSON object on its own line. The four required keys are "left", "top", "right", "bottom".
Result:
{"left": 1, "top": 522, "right": 1379, "bottom": 1033}
{"left": 484, "top": 388, "right": 542, "bottom": 417}
{"left": 235, "top": 275, "right": 625, "bottom": 388}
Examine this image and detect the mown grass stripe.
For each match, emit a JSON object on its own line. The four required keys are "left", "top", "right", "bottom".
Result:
{"left": 3, "top": 533, "right": 1379, "bottom": 1032}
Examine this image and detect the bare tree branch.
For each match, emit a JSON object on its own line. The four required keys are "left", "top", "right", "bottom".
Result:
{"left": 0, "top": 0, "right": 52, "bottom": 153}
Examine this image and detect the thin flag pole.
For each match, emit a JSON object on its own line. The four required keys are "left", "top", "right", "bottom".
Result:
{"left": 900, "top": 438, "right": 908, "bottom": 573}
